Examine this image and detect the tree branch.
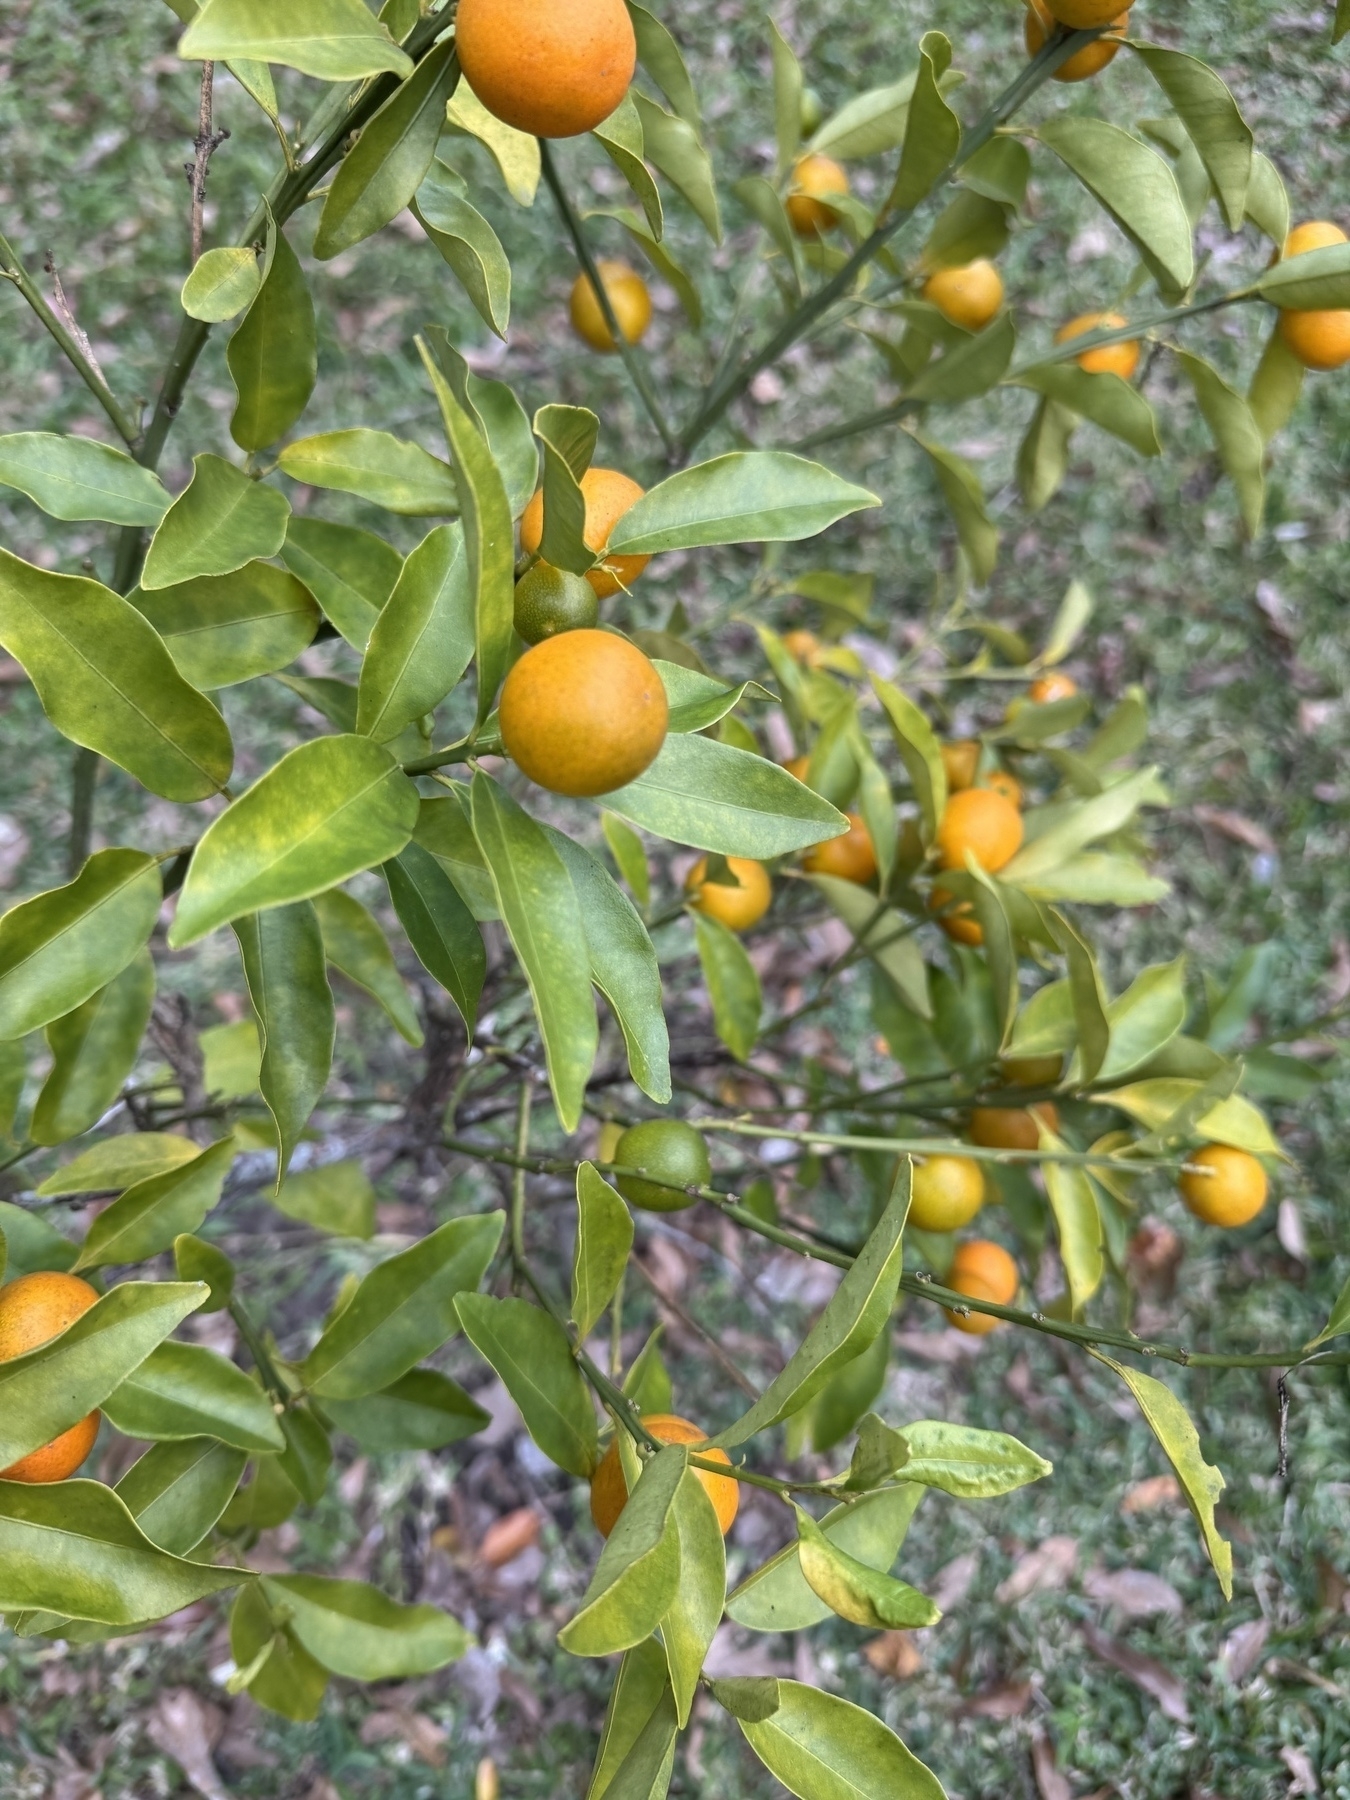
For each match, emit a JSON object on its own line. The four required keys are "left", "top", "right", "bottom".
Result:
{"left": 186, "top": 60, "right": 229, "bottom": 266}
{"left": 0, "top": 230, "right": 139, "bottom": 444}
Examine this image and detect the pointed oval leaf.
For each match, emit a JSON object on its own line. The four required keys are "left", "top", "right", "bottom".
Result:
{"left": 631, "top": 93, "right": 720, "bottom": 241}
{"left": 141, "top": 453, "right": 289, "bottom": 590}
{"left": 115, "top": 1438, "right": 249, "bottom": 1555}
{"left": 324, "top": 1368, "right": 490, "bottom": 1452}
{"left": 0, "top": 433, "right": 171, "bottom": 527}
{"left": 36, "top": 1133, "right": 200, "bottom": 1197}
{"left": 357, "top": 524, "right": 474, "bottom": 743}
{"left": 572, "top": 1163, "right": 635, "bottom": 1340}
{"left": 181, "top": 245, "right": 261, "bottom": 322}
{"left": 131, "top": 563, "right": 319, "bottom": 690}
{"left": 559, "top": 1443, "right": 685, "bottom": 1655}
{"left": 608, "top": 453, "right": 878, "bottom": 555}
{"left": 180, "top": 0, "right": 413, "bottom": 79}
{"left": 282, "top": 516, "right": 403, "bottom": 650}
{"left": 261, "top": 1573, "right": 469, "bottom": 1677}
{"left": 273, "top": 1158, "right": 376, "bottom": 1239}
{"left": 74, "top": 1136, "right": 236, "bottom": 1271}
{"left": 30, "top": 950, "right": 155, "bottom": 1146}
{"left": 234, "top": 901, "right": 334, "bottom": 1181}
{"left": 692, "top": 909, "right": 762, "bottom": 1063}
{"left": 383, "top": 841, "right": 486, "bottom": 1031}
{"left": 227, "top": 213, "right": 317, "bottom": 452}
{"left": 278, "top": 430, "right": 458, "bottom": 517}
{"left": 313, "top": 887, "right": 421, "bottom": 1045}
{"left": 728, "top": 1485, "right": 924, "bottom": 1632}
{"left": 889, "top": 33, "right": 961, "bottom": 212}
{"left": 1012, "top": 361, "right": 1162, "bottom": 458}
{"left": 102, "top": 1339, "right": 285, "bottom": 1452}
{"left": 171, "top": 736, "right": 419, "bottom": 945}
{"left": 1128, "top": 44, "right": 1253, "bottom": 230}
{"left": 663, "top": 1469, "right": 726, "bottom": 1725}
{"left": 1171, "top": 347, "right": 1265, "bottom": 537}
{"left": 794, "top": 1504, "right": 938, "bottom": 1630}
{"left": 455, "top": 1292, "right": 599, "bottom": 1478}
{"left": 739, "top": 1680, "right": 945, "bottom": 1800}
{"left": 1036, "top": 118, "right": 1194, "bottom": 300}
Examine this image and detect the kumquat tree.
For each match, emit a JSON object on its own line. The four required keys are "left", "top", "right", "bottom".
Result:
{"left": 1, "top": 0, "right": 1349, "bottom": 1793}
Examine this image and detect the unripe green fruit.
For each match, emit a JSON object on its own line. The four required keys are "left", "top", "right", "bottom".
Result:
{"left": 613, "top": 1119, "right": 711, "bottom": 1212}
{"left": 513, "top": 562, "right": 600, "bottom": 644}
{"left": 799, "top": 87, "right": 824, "bottom": 136}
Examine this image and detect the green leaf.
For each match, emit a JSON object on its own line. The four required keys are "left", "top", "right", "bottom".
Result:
{"left": 1205, "top": 944, "right": 1277, "bottom": 1052}
{"left": 201, "top": 1020, "right": 262, "bottom": 1101}
{"left": 458, "top": 364, "right": 539, "bottom": 520}
{"left": 906, "top": 312, "right": 1015, "bottom": 403}
{"left": 0, "top": 1202, "right": 74, "bottom": 1278}
{"left": 31, "top": 950, "right": 155, "bottom": 1146}
{"left": 1088, "top": 1351, "right": 1233, "bottom": 1599}
{"left": 171, "top": 735, "right": 419, "bottom": 945}
{"left": 174, "top": 1233, "right": 235, "bottom": 1312}
{"left": 608, "top": 453, "right": 878, "bottom": 555}
{"left": 1337, "top": 0, "right": 1350, "bottom": 42}
{"left": 1036, "top": 117, "right": 1194, "bottom": 300}
{"left": 229, "top": 1581, "right": 327, "bottom": 1721}
{"left": 273, "top": 1158, "right": 375, "bottom": 1239}
{"left": 141, "top": 454, "right": 289, "bottom": 590}
{"left": 470, "top": 775, "right": 597, "bottom": 1133}
{"left": 130, "top": 563, "right": 319, "bottom": 690}
{"left": 313, "top": 887, "right": 422, "bottom": 1046}
{"left": 872, "top": 676, "right": 947, "bottom": 841}
{"left": 588, "top": 1637, "right": 676, "bottom": 1800}
{"left": 572, "top": 1163, "right": 634, "bottom": 1340}
{"left": 415, "top": 161, "right": 513, "bottom": 339}
{"left": 811, "top": 892, "right": 925, "bottom": 1028}
{"left": 559, "top": 1444, "right": 685, "bottom": 1655}
{"left": 1171, "top": 348, "right": 1265, "bottom": 536}
{"left": 0, "top": 850, "right": 161, "bottom": 1042}
{"left": 0, "top": 550, "right": 234, "bottom": 801}
{"left": 324, "top": 1368, "right": 490, "bottom": 1452}
{"left": 794, "top": 1327, "right": 889, "bottom": 1455}
{"left": 715, "top": 1165, "right": 908, "bottom": 1449}
{"left": 301, "top": 1212, "right": 503, "bottom": 1399}
{"left": 282, "top": 517, "right": 402, "bottom": 652}
{"left": 455, "top": 1293, "right": 598, "bottom": 1478}
{"left": 663, "top": 1469, "right": 726, "bottom": 1725}
{"left": 733, "top": 175, "right": 802, "bottom": 274}
{"left": 631, "top": 93, "right": 721, "bottom": 242}
{"left": 738, "top": 1680, "right": 945, "bottom": 1800}
{"left": 103, "top": 1340, "right": 285, "bottom": 1452}
{"left": 1003, "top": 767, "right": 1167, "bottom": 885}
{"left": 1012, "top": 852, "right": 1168, "bottom": 907}
{"left": 909, "top": 432, "right": 997, "bottom": 582}
{"left": 594, "top": 93, "right": 663, "bottom": 239}
{"left": 960, "top": 136, "right": 1030, "bottom": 207}
{"left": 849, "top": 1415, "right": 1052, "bottom": 1498}
{"left": 1247, "top": 323, "right": 1306, "bottom": 445}
{"left": 358, "top": 525, "right": 474, "bottom": 746}
{"left": 1306, "top": 1274, "right": 1350, "bottom": 1350}
{"left": 889, "top": 33, "right": 960, "bottom": 212}
{"left": 278, "top": 430, "right": 458, "bottom": 517}
{"left": 628, "top": 3, "right": 700, "bottom": 126}
{"left": 0, "top": 1480, "right": 245, "bottom": 1625}
{"left": 1049, "top": 911, "right": 1110, "bottom": 1084}
{"left": 692, "top": 910, "right": 761, "bottom": 1062}
{"left": 1016, "top": 395, "right": 1075, "bottom": 512}
{"left": 180, "top": 0, "right": 412, "bottom": 80}
{"left": 383, "top": 842, "right": 485, "bottom": 1031}
{"left": 116, "top": 1438, "right": 249, "bottom": 1555}
{"left": 1041, "top": 1127, "right": 1104, "bottom": 1314}
{"left": 727, "top": 1484, "right": 924, "bottom": 1631}
{"left": 1243, "top": 151, "right": 1289, "bottom": 247}
{"left": 1101, "top": 1078, "right": 1278, "bottom": 1155}
{"left": 181, "top": 245, "right": 261, "bottom": 322}
{"left": 1127, "top": 44, "right": 1253, "bottom": 230}
{"left": 445, "top": 79, "right": 541, "bottom": 204}
{"left": 235, "top": 902, "right": 334, "bottom": 1182}
{"left": 794, "top": 1504, "right": 938, "bottom": 1630}
{"left": 0, "top": 1280, "right": 206, "bottom": 1471}
{"left": 314, "top": 40, "right": 459, "bottom": 257}
{"left": 602, "top": 733, "right": 849, "bottom": 858}
{"left": 1099, "top": 956, "right": 1187, "bottom": 1082}
{"left": 603, "top": 813, "right": 651, "bottom": 907}
{"left": 810, "top": 75, "right": 916, "bottom": 161}
{"left": 36, "top": 1133, "right": 199, "bottom": 1197}
{"left": 227, "top": 210, "right": 316, "bottom": 452}
{"left": 260, "top": 1573, "right": 468, "bottom": 1677}
{"left": 922, "top": 188, "right": 1011, "bottom": 270}
{"left": 0, "top": 433, "right": 170, "bottom": 527}
{"left": 417, "top": 335, "right": 515, "bottom": 725}
{"left": 1011, "top": 361, "right": 1161, "bottom": 458}
{"left": 768, "top": 17, "right": 802, "bottom": 175}
{"left": 74, "top": 1137, "right": 236, "bottom": 1272}
{"left": 533, "top": 403, "right": 600, "bottom": 576}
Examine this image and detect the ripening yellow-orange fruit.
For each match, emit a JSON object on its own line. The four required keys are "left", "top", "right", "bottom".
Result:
{"left": 1178, "top": 1144, "right": 1270, "bottom": 1227}
{"left": 1028, "top": 671, "right": 1079, "bottom": 705}
{"left": 569, "top": 260, "right": 652, "bottom": 352}
{"left": 782, "top": 628, "right": 822, "bottom": 667}
{"left": 982, "top": 768, "right": 1023, "bottom": 809}
{"left": 687, "top": 856, "right": 772, "bottom": 931}
{"left": 520, "top": 467, "right": 649, "bottom": 600}
{"left": 455, "top": 0, "right": 636, "bottom": 138}
{"left": 803, "top": 813, "right": 878, "bottom": 885}
{"left": 1043, "top": 0, "right": 1130, "bottom": 25}
{"left": 591, "top": 1415, "right": 738, "bottom": 1536}
{"left": 1025, "top": 0, "right": 1128, "bottom": 79}
{"left": 0, "top": 1272, "right": 101, "bottom": 1482}
{"left": 969, "top": 1102, "right": 1058, "bottom": 1153}
{"left": 783, "top": 754, "right": 812, "bottom": 783}
{"left": 944, "top": 1239, "right": 1019, "bottom": 1334}
{"left": 909, "top": 1154, "right": 986, "bottom": 1232}
{"left": 1278, "top": 221, "right": 1350, "bottom": 372}
{"left": 941, "top": 740, "right": 980, "bottom": 793}
{"left": 936, "top": 789, "right": 1024, "bottom": 873}
{"left": 785, "top": 154, "right": 849, "bottom": 236}
{"left": 930, "top": 886, "right": 983, "bottom": 945}
{"left": 499, "top": 629, "right": 668, "bottom": 796}
{"left": 1056, "top": 311, "right": 1140, "bottom": 379}
{"left": 923, "top": 260, "right": 1005, "bottom": 332}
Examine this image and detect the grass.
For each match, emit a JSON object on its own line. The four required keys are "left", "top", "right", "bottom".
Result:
{"left": 1, "top": 0, "right": 1349, "bottom": 1795}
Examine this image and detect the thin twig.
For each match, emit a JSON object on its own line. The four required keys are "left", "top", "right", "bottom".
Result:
{"left": 43, "top": 251, "right": 106, "bottom": 386}
{"left": 186, "top": 61, "right": 229, "bottom": 266}
{"left": 0, "top": 230, "right": 138, "bottom": 443}
{"left": 628, "top": 1252, "right": 761, "bottom": 1399}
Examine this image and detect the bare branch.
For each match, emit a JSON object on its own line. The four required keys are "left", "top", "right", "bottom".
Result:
{"left": 185, "top": 60, "right": 229, "bottom": 266}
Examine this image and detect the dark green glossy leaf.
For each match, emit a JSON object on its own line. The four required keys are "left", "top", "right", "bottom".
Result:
{"left": 228, "top": 210, "right": 317, "bottom": 452}
{"left": 324, "top": 1368, "right": 490, "bottom": 1452}
{"left": 383, "top": 841, "right": 485, "bottom": 1030}
{"left": 173, "top": 1233, "right": 235, "bottom": 1312}
{"left": 314, "top": 887, "right": 422, "bottom": 1046}
{"left": 235, "top": 902, "right": 334, "bottom": 1182}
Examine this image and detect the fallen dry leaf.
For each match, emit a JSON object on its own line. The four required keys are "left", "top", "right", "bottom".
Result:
{"left": 1220, "top": 1618, "right": 1270, "bottom": 1685}
{"left": 1277, "top": 1199, "right": 1307, "bottom": 1263}
{"left": 863, "top": 1631, "right": 922, "bottom": 1680}
{"left": 360, "top": 1709, "right": 449, "bottom": 1768}
{"left": 1126, "top": 1219, "right": 1184, "bottom": 1296}
{"left": 996, "top": 1536, "right": 1079, "bottom": 1604}
{"left": 1082, "top": 1567, "right": 1184, "bottom": 1619}
{"left": 1082, "top": 1624, "right": 1190, "bottom": 1723}
{"left": 1121, "top": 1474, "right": 1181, "bottom": 1514}
{"left": 144, "top": 1689, "right": 229, "bottom": 1800}
{"left": 1325, "top": 939, "right": 1350, "bottom": 1008}
{"left": 479, "top": 1506, "right": 542, "bottom": 1568}
{"left": 1031, "top": 1728, "right": 1073, "bottom": 1800}
{"left": 1192, "top": 806, "right": 1277, "bottom": 856}
{"left": 961, "top": 1680, "right": 1032, "bottom": 1719}
{"left": 1280, "top": 1745, "right": 1318, "bottom": 1796}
